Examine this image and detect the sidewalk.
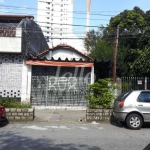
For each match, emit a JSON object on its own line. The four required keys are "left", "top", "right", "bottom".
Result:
{"left": 33, "top": 109, "right": 86, "bottom": 124}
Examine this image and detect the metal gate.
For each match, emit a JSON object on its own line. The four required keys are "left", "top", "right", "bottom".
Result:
{"left": 31, "top": 66, "right": 91, "bottom": 106}
{"left": 121, "top": 77, "right": 150, "bottom": 93}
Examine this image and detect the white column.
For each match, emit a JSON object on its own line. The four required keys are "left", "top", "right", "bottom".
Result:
{"left": 91, "top": 65, "right": 94, "bottom": 84}
{"left": 21, "top": 60, "right": 32, "bottom": 103}
{"left": 27, "top": 65, "right": 32, "bottom": 101}
{"left": 21, "top": 60, "right": 28, "bottom": 102}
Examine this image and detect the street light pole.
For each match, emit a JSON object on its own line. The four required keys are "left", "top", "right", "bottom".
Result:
{"left": 113, "top": 25, "right": 119, "bottom": 83}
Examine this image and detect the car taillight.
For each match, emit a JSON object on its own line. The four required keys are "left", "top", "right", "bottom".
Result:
{"left": 0, "top": 108, "right": 5, "bottom": 111}
{"left": 119, "top": 100, "right": 125, "bottom": 108}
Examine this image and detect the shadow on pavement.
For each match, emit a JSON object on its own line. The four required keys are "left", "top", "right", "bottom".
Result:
{"left": 0, "top": 132, "right": 101, "bottom": 150}
{"left": 143, "top": 143, "right": 150, "bottom": 150}
{"left": 142, "top": 123, "right": 150, "bottom": 129}
{"left": 110, "top": 115, "right": 150, "bottom": 130}
{"left": 0, "top": 118, "right": 9, "bottom": 128}
{"left": 109, "top": 115, "right": 127, "bottom": 128}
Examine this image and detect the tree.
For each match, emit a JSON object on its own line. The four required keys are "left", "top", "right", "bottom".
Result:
{"left": 103, "top": 6, "right": 150, "bottom": 76}
{"left": 84, "top": 6, "right": 150, "bottom": 77}
{"left": 84, "top": 28, "right": 113, "bottom": 61}
{"left": 129, "top": 48, "right": 150, "bottom": 76}
{"left": 84, "top": 29, "right": 102, "bottom": 52}
{"left": 89, "top": 39, "right": 113, "bottom": 61}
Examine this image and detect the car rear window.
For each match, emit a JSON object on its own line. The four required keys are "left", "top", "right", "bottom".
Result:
{"left": 115, "top": 92, "right": 131, "bottom": 101}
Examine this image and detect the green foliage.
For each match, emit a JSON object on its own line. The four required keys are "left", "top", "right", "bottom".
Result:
{"left": 128, "top": 48, "right": 150, "bottom": 76}
{"left": 84, "top": 6, "right": 150, "bottom": 77}
{"left": 0, "top": 97, "right": 32, "bottom": 108}
{"left": 89, "top": 39, "right": 113, "bottom": 61}
{"left": 122, "top": 81, "right": 132, "bottom": 91}
{"left": 84, "top": 29, "right": 102, "bottom": 52}
{"left": 86, "top": 78, "right": 119, "bottom": 109}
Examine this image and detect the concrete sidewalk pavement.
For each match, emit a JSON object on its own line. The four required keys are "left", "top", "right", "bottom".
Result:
{"left": 33, "top": 109, "right": 86, "bottom": 124}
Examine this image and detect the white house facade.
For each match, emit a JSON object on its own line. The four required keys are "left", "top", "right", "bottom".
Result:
{"left": 27, "top": 44, "right": 94, "bottom": 106}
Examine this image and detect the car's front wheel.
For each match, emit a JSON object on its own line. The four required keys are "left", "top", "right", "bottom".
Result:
{"left": 126, "top": 114, "right": 143, "bottom": 130}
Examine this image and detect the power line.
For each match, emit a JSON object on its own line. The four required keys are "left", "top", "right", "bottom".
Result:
{"left": 0, "top": 4, "right": 118, "bottom": 16}
{"left": 0, "top": 35, "right": 142, "bottom": 39}
{"left": 36, "top": 22, "right": 107, "bottom": 28}
{"left": 0, "top": 26, "right": 145, "bottom": 35}
{"left": 0, "top": 10, "right": 110, "bottom": 21}
{"left": 0, "top": 18, "right": 108, "bottom": 28}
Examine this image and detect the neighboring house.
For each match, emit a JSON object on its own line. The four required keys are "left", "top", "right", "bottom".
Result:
{"left": 0, "top": 14, "right": 49, "bottom": 102}
{"left": 0, "top": 15, "right": 94, "bottom": 107}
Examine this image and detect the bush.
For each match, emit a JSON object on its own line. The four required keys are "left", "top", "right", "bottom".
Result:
{"left": 86, "top": 78, "right": 119, "bottom": 109}
{"left": 0, "top": 97, "right": 32, "bottom": 108}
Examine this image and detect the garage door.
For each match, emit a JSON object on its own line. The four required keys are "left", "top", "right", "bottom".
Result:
{"left": 31, "top": 66, "right": 91, "bottom": 106}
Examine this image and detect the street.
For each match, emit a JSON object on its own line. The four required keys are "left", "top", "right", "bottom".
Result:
{"left": 0, "top": 122, "right": 150, "bottom": 150}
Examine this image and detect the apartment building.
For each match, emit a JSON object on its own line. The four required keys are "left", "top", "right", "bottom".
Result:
{"left": 37, "top": 0, "right": 73, "bottom": 46}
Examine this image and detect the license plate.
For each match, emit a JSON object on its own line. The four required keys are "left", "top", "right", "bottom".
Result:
{"left": 2, "top": 113, "right": 6, "bottom": 117}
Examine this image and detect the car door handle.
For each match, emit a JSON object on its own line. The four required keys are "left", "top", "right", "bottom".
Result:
{"left": 138, "top": 105, "right": 143, "bottom": 106}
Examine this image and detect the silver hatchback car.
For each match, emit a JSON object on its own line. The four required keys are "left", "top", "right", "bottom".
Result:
{"left": 113, "top": 90, "right": 150, "bottom": 130}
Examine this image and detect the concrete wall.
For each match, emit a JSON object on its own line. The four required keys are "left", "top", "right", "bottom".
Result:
{"left": 0, "top": 54, "right": 32, "bottom": 102}
{"left": 0, "top": 28, "right": 22, "bottom": 53}
{"left": 0, "top": 54, "right": 23, "bottom": 98}
{"left": 21, "top": 60, "right": 32, "bottom": 102}
{"left": 6, "top": 108, "right": 34, "bottom": 121}
{"left": 86, "top": 109, "right": 113, "bottom": 121}
{"left": 52, "top": 48, "right": 86, "bottom": 61}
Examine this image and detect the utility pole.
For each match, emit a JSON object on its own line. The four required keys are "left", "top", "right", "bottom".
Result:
{"left": 113, "top": 25, "right": 119, "bottom": 83}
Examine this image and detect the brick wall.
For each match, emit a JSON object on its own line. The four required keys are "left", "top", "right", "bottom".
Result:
{"left": 6, "top": 108, "right": 34, "bottom": 121}
{"left": 86, "top": 108, "right": 113, "bottom": 121}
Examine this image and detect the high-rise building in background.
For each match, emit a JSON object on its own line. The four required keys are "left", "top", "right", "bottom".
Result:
{"left": 37, "top": 0, "right": 85, "bottom": 52}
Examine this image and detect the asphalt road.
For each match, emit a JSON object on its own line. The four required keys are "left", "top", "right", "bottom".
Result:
{"left": 0, "top": 122, "right": 150, "bottom": 150}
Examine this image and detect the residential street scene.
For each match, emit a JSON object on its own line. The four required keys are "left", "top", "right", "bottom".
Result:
{"left": 1, "top": 0, "right": 150, "bottom": 150}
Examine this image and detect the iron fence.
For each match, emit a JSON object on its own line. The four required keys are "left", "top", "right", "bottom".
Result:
{"left": 121, "top": 77, "right": 149, "bottom": 93}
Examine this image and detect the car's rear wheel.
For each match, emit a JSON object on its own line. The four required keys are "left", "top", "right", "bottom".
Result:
{"left": 126, "top": 114, "right": 143, "bottom": 130}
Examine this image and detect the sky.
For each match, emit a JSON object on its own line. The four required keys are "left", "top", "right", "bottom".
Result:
{"left": 0, "top": 0, "right": 150, "bottom": 37}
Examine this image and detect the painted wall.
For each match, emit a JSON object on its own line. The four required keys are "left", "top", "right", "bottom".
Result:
{"left": 51, "top": 48, "right": 87, "bottom": 61}
{"left": 0, "top": 54, "right": 32, "bottom": 102}
{"left": 0, "top": 28, "right": 22, "bottom": 53}
{"left": 0, "top": 54, "right": 23, "bottom": 98}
